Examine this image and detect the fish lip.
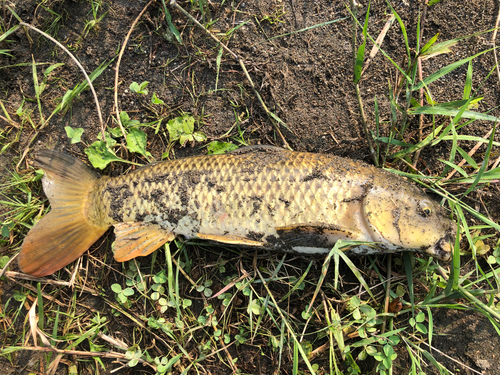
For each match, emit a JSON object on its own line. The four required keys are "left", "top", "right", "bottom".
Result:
{"left": 427, "top": 231, "right": 455, "bottom": 261}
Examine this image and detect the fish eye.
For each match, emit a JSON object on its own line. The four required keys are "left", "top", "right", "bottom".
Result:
{"left": 419, "top": 200, "right": 433, "bottom": 217}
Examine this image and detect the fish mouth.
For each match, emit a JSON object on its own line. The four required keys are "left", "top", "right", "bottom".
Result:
{"left": 426, "top": 234, "right": 454, "bottom": 261}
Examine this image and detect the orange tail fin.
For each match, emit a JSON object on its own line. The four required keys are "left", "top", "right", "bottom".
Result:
{"left": 19, "top": 150, "right": 109, "bottom": 277}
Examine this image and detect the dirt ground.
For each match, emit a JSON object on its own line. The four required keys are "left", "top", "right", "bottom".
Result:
{"left": 1, "top": 0, "right": 500, "bottom": 374}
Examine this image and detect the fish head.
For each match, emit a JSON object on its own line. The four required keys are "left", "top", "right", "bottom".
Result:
{"left": 362, "top": 181, "right": 456, "bottom": 261}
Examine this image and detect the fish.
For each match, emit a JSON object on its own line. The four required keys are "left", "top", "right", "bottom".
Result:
{"left": 18, "top": 146, "right": 456, "bottom": 277}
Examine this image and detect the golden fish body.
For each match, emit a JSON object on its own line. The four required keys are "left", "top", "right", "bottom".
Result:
{"left": 19, "top": 147, "right": 456, "bottom": 276}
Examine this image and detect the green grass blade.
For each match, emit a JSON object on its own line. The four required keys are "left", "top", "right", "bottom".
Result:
{"left": 436, "top": 134, "right": 500, "bottom": 147}
{"left": 443, "top": 122, "right": 459, "bottom": 176}
{"left": 422, "top": 350, "right": 447, "bottom": 374}
{"left": 403, "top": 253, "right": 415, "bottom": 317}
{"left": 458, "top": 286, "right": 500, "bottom": 321}
{"left": 347, "top": 6, "right": 413, "bottom": 84}
{"left": 438, "top": 159, "right": 468, "bottom": 178}
{"left": 51, "top": 306, "right": 60, "bottom": 347}
{"left": 421, "top": 28, "right": 497, "bottom": 59}
{"left": 353, "top": 3, "right": 370, "bottom": 84}
{"left": 426, "top": 307, "right": 433, "bottom": 351}
{"left": 448, "top": 166, "right": 500, "bottom": 184}
{"left": 408, "top": 105, "right": 500, "bottom": 122}
{"left": 464, "top": 122, "right": 496, "bottom": 195}
{"left": 413, "top": 48, "right": 494, "bottom": 91}
{"left": 454, "top": 204, "right": 475, "bottom": 257}
{"left": 386, "top": 1, "right": 410, "bottom": 65}
{"left": 50, "top": 59, "right": 112, "bottom": 117}
{"left": 161, "top": 0, "right": 182, "bottom": 44}
{"left": 416, "top": 98, "right": 483, "bottom": 109}
{"left": 390, "top": 125, "right": 444, "bottom": 159}
{"left": 293, "top": 340, "right": 299, "bottom": 375}
{"left": 31, "top": 57, "right": 45, "bottom": 128}
{"left": 444, "top": 219, "right": 461, "bottom": 294}
{"left": 328, "top": 305, "right": 345, "bottom": 357}
{"left": 463, "top": 61, "right": 473, "bottom": 99}
{"left": 0, "top": 24, "right": 20, "bottom": 43}
{"left": 419, "top": 33, "right": 439, "bottom": 55}
{"left": 456, "top": 146, "right": 478, "bottom": 169}
{"left": 279, "top": 261, "right": 312, "bottom": 302}
{"left": 330, "top": 241, "right": 376, "bottom": 301}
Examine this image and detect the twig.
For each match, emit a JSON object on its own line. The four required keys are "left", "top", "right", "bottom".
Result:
{"left": 413, "top": 0, "right": 429, "bottom": 168}
{"left": 361, "top": 14, "right": 395, "bottom": 76}
{"left": 19, "top": 22, "right": 105, "bottom": 140}
{"left": 0, "top": 253, "right": 19, "bottom": 278}
{"left": 8, "top": 345, "right": 154, "bottom": 368}
{"left": 169, "top": 0, "right": 291, "bottom": 149}
{"left": 492, "top": 4, "right": 500, "bottom": 82}
{"left": 5, "top": 271, "right": 94, "bottom": 290}
{"left": 114, "top": 0, "right": 155, "bottom": 138}
{"left": 412, "top": 57, "right": 425, "bottom": 168}
{"left": 0, "top": 114, "right": 21, "bottom": 128}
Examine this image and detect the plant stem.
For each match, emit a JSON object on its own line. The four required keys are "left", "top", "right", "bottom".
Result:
{"left": 349, "top": 1, "right": 378, "bottom": 166}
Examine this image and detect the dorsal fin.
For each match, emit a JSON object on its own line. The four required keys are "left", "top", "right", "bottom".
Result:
{"left": 229, "top": 145, "right": 289, "bottom": 155}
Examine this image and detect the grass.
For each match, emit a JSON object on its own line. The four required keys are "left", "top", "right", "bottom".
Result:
{"left": 1, "top": 0, "right": 500, "bottom": 374}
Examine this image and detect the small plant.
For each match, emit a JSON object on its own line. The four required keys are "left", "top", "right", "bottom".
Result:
{"left": 154, "top": 354, "right": 182, "bottom": 374}
{"left": 163, "top": 114, "right": 207, "bottom": 158}
{"left": 234, "top": 327, "right": 248, "bottom": 345}
{"left": 196, "top": 279, "right": 213, "bottom": 297}
{"left": 409, "top": 310, "right": 428, "bottom": 334}
{"left": 372, "top": 340, "right": 399, "bottom": 375}
{"left": 487, "top": 246, "right": 500, "bottom": 266}
{"left": 111, "top": 283, "right": 135, "bottom": 306}
{"left": 64, "top": 126, "right": 84, "bottom": 144}
{"left": 125, "top": 345, "right": 143, "bottom": 367}
{"left": 260, "top": 5, "right": 286, "bottom": 25}
{"left": 206, "top": 141, "right": 238, "bottom": 155}
{"left": 74, "top": 0, "right": 107, "bottom": 47}
{"left": 130, "top": 81, "right": 149, "bottom": 95}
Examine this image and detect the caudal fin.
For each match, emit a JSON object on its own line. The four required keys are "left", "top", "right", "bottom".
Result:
{"left": 19, "top": 150, "right": 109, "bottom": 277}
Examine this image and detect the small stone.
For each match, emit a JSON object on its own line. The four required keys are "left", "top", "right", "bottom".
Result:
{"left": 475, "top": 359, "right": 490, "bottom": 370}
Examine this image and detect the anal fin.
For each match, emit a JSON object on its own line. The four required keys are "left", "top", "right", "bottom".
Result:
{"left": 113, "top": 222, "right": 174, "bottom": 262}
{"left": 197, "top": 233, "right": 264, "bottom": 247}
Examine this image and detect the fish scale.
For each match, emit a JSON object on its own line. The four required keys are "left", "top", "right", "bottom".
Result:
{"left": 18, "top": 147, "right": 456, "bottom": 277}
{"left": 96, "top": 149, "right": 381, "bottom": 248}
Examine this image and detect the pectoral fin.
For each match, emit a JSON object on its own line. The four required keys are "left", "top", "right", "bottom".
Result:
{"left": 196, "top": 233, "right": 264, "bottom": 247}
{"left": 113, "top": 222, "right": 174, "bottom": 262}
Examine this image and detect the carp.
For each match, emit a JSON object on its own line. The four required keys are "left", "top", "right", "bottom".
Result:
{"left": 19, "top": 147, "right": 456, "bottom": 277}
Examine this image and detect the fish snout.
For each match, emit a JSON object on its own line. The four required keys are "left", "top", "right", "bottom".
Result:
{"left": 426, "top": 229, "right": 455, "bottom": 261}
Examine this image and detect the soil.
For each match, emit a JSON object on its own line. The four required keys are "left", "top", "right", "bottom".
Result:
{"left": 1, "top": 0, "right": 500, "bottom": 374}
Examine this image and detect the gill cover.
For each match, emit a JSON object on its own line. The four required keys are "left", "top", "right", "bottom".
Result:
{"left": 362, "top": 186, "right": 450, "bottom": 253}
